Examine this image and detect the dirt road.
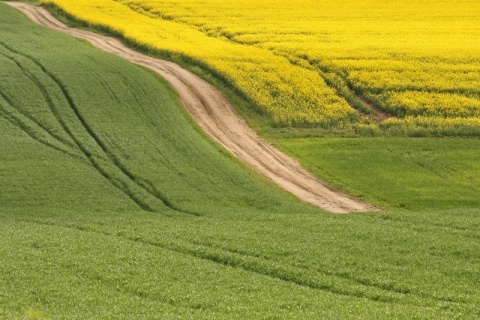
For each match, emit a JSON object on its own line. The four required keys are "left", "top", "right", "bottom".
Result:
{"left": 8, "top": 2, "right": 377, "bottom": 213}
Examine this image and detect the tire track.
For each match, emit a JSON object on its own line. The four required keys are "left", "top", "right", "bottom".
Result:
{"left": 9, "top": 2, "right": 378, "bottom": 213}
{"left": 22, "top": 217, "right": 471, "bottom": 306}
{"left": 0, "top": 94, "right": 82, "bottom": 159}
{"left": 0, "top": 48, "right": 81, "bottom": 154}
{"left": 0, "top": 39, "right": 182, "bottom": 214}
{"left": 20, "top": 218, "right": 417, "bottom": 304}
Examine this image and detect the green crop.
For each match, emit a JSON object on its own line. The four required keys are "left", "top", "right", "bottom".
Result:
{"left": 276, "top": 137, "right": 480, "bottom": 211}
{"left": 1, "top": 2, "right": 479, "bottom": 319}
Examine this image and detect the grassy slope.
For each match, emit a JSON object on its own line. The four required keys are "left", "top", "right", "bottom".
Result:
{"left": 0, "top": 1, "right": 310, "bottom": 217}
{"left": 1, "top": 2, "right": 480, "bottom": 319}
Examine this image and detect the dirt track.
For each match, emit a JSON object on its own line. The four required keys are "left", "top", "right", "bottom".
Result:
{"left": 8, "top": 2, "right": 377, "bottom": 213}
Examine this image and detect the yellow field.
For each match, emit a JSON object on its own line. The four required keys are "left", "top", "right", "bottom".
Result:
{"left": 42, "top": 0, "right": 480, "bottom": 132}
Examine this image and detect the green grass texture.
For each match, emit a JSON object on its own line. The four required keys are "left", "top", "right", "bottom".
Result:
{"left": 1, "top": 2, "right": 479, "bottom": 319}
{"left": 275, "top": 137, "right": 480, "bottom": 211}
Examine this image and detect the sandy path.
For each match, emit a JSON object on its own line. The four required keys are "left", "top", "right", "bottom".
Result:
{"left": 8, "top": 2, "right": 377, "bottom": 213}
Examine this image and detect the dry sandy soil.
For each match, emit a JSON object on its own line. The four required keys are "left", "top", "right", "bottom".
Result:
{"left": 8, "top": 2, "right": 377, "bottom": 213}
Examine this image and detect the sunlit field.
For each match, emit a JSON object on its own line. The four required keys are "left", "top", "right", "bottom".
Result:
{"left": 2, "top": 2, "right": 480, "bottom": 318}
{"left": 41, "top": 0, "right": 480, "bottom": 134}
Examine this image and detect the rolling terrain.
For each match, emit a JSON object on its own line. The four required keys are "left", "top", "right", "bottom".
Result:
{"left": 1, "top": 2, "right": 480, "bottom": 319}
{"left": 8, "top": 2, "right": 375, "bottom": 213}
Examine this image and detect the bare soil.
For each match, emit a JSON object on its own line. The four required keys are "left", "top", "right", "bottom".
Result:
{"left": 9, "top": 2, "right": 378, "bottom": 213}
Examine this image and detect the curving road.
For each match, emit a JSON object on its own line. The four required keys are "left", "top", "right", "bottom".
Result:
{"left": 8, "top": 2, "right": 378, "bottom": 213}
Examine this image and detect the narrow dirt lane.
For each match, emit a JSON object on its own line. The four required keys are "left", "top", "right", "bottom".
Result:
{"left": 8, "top": 2, "right": 378, "bottom": 213}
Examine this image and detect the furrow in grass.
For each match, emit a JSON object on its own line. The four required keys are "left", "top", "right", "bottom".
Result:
{"left": 23, "top": 218, "right": 391, "bottom": 303}
{"left": 51, "top": 256, "right": 212, "bottom": 312}
{"left": 19, "top": 53, "right": 198, "bottom": 216}
{"left": 85, "top": 65, "right": 125, "bottom": 107}
{"left": 183, "top": 240, "right": 469, "bottom": 306}
{"left": 0, "top": 40, "right": 108, "bottom": 162}
{"left": 32, "top": 60, "right": 200, "bottom": 216}
{"left": 400, "top": 151, "right": 450, "bottom": 181}
{"left": 0, "top": 40, "right": 199, "bottom": 215}
{"left": 133, "top": 178, "right": 201, "bottom": 216}
{"left": 0, "top": 41, "right": 164, "bottom": 213}
{"left": 77, "top": 67, "right": 208, "bottom": 203}
{"left": 79, "top": 67, "right": 194, "bottom": 186}
{"left": 120, "top": 288, "right": 213, "bottom": 312}
{"left": 187, "top": 239, "right": 417, "bottom": 297}
{"left": 115, "top": 233, "right": 470, "bottom": 306}
{"left": 0, "top": 51, "right": 81, "bottom": 152}
{"left": 10, "top": 220, "right": 217, "bottom": 313}
{"left": 21, "top": 218, "right": 467, "bottom": 306}
{"left": 142, "top": 136, "right": 185, "bottom": 177}
{"left": 0, "top": 93, "right": 83, "bottom": 160}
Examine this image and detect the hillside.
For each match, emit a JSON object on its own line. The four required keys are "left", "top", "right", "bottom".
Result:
{"left": 1, "top": 2, "right": 480, "bottom": 319}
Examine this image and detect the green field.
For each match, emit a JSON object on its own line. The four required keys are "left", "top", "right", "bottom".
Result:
{"left": 1, "top": 2, "right": 480, "bottom": 319}
{"left": 275, "top": 137, "right": 480, "bottom": 211}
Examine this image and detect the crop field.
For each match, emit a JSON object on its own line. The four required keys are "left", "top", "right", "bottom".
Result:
{"left": 40, "top": 0, "right": 480, "bottom": 134}
{"left": 275, "top": 137, "right": 480, "bottom": 211}
{"left": 0, "top": 1, "right": 316, "bottom": 216}
{"left": 1, "top": 1, "right": 480, "bottom": 319}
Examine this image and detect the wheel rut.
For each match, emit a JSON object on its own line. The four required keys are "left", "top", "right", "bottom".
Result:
{"left": 8, "top": 2, "right": 378, "bottom": 213}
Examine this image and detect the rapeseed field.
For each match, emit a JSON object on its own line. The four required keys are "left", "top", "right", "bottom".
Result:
{"left": 42, "top": 0, "right": 480, "bottom": 133}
